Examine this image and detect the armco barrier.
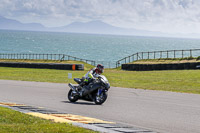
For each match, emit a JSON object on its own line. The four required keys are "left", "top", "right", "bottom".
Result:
{"left": 122, "top": 62, "right": 200, "bottom": 71}
{"left": 0, "top": 62, "right": 84, "bottom": 70}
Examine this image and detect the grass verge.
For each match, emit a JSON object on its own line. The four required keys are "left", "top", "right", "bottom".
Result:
{"left": 0, "top": 66, "right": 200, "bottom": 94}
{"left": 0, "top": 106, "right": 96, "bottom": 133}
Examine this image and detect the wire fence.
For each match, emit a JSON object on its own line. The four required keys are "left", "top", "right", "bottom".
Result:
{"left": 2, "top": 49, "right": 199, "bottom": 69}
{"left": 116, "top": 49, "right": 200, "bottom": 68}
{"left": 0, "top": 53, "right": 96, "bottom": 66}
{"left": 0, "top": 53, "right": 118, "bottom": 68}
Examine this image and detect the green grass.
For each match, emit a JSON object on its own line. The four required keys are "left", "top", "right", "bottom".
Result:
{"left": 0, "top": 106, "right": 96, "bottom": 133}
{"left": 104, "top": 69, "right": 200, "bottom": 94}
{"left": 0, "top": 67, "right": 200, "bottom": 94}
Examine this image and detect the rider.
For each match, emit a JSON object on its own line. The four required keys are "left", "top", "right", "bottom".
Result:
{"left": 85, "top": 64, "right": 104, "bottom": 82}
{"left": 79, "top": 64, "right": 104, "bottom": 96}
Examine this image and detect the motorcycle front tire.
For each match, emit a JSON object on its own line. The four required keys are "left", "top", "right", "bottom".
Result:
{"left": 94, "top": 91, "right": 108, "bottom": 105}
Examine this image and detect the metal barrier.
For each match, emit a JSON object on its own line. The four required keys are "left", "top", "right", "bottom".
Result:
{"left": 116, "top": 49, "right": 200, "bottom": 68}
{"left": 0, "top": 62, "right": 84, "bottom": 70}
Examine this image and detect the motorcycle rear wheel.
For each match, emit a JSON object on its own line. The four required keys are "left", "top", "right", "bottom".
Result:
{"left": 68, "top": 89, "right": 79, "bottom": 102}
{"left": 94, "top": 91, "right": 108, "bottom": 105}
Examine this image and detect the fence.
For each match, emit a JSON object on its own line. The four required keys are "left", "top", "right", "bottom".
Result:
{"left": 116, "top": 49, "right": 200, "bottom": 68}
{"left": 0, "top": 53, "right": 96, "bottom": 66}
{"left": 3, "top": 49, "right": 199, "bottom": 69}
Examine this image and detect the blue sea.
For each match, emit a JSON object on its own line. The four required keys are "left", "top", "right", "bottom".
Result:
{"left": 0, "top": 30, "right": 200, "bottom": 67}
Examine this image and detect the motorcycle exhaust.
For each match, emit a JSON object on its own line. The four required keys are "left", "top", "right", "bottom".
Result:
{"left": 68, "top": 83, "right": 76, "bottom": 91}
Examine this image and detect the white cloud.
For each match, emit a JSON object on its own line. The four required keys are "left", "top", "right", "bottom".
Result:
{"left": 0, "top": 0, "right": 200, "bottom": 34}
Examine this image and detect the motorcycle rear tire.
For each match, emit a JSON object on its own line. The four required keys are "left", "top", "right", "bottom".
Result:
{"left": 68, "top": 89, "right": 79, "bottom": 102}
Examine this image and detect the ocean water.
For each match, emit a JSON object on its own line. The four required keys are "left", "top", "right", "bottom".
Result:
{"left": 0, "top": 30, "right": 200, "bottom": 67}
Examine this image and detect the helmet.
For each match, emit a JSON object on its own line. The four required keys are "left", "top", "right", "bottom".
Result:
{"left": 96, "top": 64, "right": 104, "bottom": 74}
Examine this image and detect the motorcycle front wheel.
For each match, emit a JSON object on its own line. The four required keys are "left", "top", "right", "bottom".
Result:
{"left": 68, "top": 89, "right": 79, "bottom": 102}
{"left": 94, "top": 91, "right": 108, "bottom": 105}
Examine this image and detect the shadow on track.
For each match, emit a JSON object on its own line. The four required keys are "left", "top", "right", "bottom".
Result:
{"left": 61, "top": 101, "right": 97, "bottom": 105}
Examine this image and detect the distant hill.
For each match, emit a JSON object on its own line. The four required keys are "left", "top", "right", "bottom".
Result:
{"left": 51, "top": 20, "right": 166, "bottom": 37}
{"left": 0, "top": 16, "right": 46, "bottom": 31}
{"left": 0, "top": 16, "right": 165, "bottom": 36}
{"left": 51, "top": 20, "right": 122, "bottom": 34}
{"left": 0, "top": 16, "right": 198, "bottom": 38}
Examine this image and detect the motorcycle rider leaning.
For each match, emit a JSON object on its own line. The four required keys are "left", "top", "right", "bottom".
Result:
{"left": 79, "top": 64, "right": 104, "bottom": 96}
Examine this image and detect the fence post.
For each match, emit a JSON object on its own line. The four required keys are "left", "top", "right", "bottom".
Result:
{"left": 137, "top": 53, "right": 139, "bottom": 60}
{"left": 160, "top": 51, "right": 162, "bottom": 59}
{"left": 58, "top": 54, "right": 60, "bottom": 60}
{"left": 62, "top": 54, "right": 64, "bottom": 60}
{"left": 142, "top": 52, "right": 143, "bottom": 59}
{"left": 174, "top": 50, "right": 176, "bottom": 58}
{"left": 182, "top": 50, "right": 184, "bottom": 58}
{"left": 167, "top": 51, "right": 168, "bottom": 58}
{"left": 190, "top": 49, "right": 192, "bottom": 57}
{"left": 154, "top": 52, "right": 156, "bottom": 59}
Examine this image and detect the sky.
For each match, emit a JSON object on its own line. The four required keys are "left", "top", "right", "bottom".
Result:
{"left": 0, "top": 0, "right": 200, "bottom": 34}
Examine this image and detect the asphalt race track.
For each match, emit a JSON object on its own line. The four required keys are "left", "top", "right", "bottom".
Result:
{"left": 0, "top": 80, "right": 200, "bottom": 133}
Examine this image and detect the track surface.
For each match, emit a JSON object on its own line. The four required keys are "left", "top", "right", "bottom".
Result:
{"left": 0, "top": 80, "right": 200, "bottom": 133}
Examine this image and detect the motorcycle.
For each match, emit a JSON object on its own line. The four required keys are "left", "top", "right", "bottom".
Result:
{"left": 68, "top": 75, "right": 110, "bottom": 105}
